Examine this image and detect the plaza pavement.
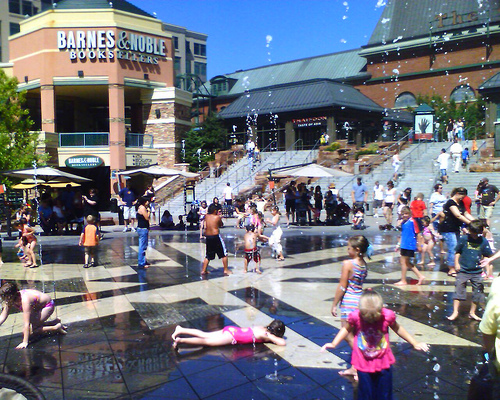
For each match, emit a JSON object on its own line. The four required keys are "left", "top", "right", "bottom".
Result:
{"left": 0, "top": 213, "right": 493, "bottom": 399}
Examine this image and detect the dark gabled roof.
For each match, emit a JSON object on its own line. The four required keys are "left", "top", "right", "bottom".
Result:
{"left": 206, "top": 49, "right": 368, "bottom": 96}
{"left": 367, "top": 0, "right": 500, "bottom": 47}
{"left": 479, "top": 72, "right": 500, "bottom": 91}
{"left": 218, "top": 80, "right": 384, "bottom": 119}
{"left": 53, "top": 0, "right": 154, "bottom": 18}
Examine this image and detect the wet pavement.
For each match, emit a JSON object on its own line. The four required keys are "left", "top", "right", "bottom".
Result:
{"left": 0, "top": 219, "right": 493, "bottom": 399}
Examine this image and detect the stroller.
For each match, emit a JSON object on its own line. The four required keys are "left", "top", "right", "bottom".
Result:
{"left": 186, "top": 202, "right": 200, "bottom": 228}
{"left": 351, "top": 207, "right": 366, "bottom": 230}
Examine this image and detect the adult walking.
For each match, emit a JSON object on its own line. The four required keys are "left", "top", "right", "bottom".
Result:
{"left": 392, "top": 151, "right": 401, "bottom": 181}
{"left": 351, "top": 177, "right": 368, "bottom": 210}
{"left": 372, "top": 181, "right": 384, "bottom": 218}
{"left": 450, "top": 139, "right": 463, "bottom": 173}
{"left": 136, "top": 197, "right": 150, "bottom": 269}
{"left": 383, "top": 180, "right": 397, "bottom": 227}
{"left": 440, "top": 187, "right": 474, "bottom": 276}
{"left": 429, "top": 183, "right": 447, "bottom": 253}
{"left": 222, "top": 183, "right": 233, "bottom": 206}
{"left": 436, "top": 148, "right": 450, "bottom": 184}
{"left": 477, "top": 177, "right": 500, "bottom": 226}
{"left": 446, "top": 118, "right": 454, "bottom": 142}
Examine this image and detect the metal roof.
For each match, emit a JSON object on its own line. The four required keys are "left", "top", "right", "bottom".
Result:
{"left": 367, "top": 0, "right": 500, "bottom": 47}
{"left": 53, "top": 0, "right": 154, "bottom": 18}
{"left": 479, "top": 72, "right": 500, "bottom": 90}
{"left": 208, "top": 49, "right": 368, "bottom": 96}
{"left": 218, "top": 80, "right": 384, "bottom": 120}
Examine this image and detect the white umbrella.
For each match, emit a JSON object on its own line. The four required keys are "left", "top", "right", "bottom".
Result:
{"left": 2, "top": 166, "right": 92, "bottom": 183}
{"left": 117, "top": 165, "right": 199, "bottom": 179}
{"left": 275, "top": 163, "right": 352, "bottom": 178}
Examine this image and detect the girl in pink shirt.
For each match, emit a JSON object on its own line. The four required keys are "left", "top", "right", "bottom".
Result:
{"left": 322, "top": 290, "right": 428, "bottom": 399}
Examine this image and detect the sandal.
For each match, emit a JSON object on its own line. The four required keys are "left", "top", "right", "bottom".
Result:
{"left": 447, "top": 271, "right": 457, "bottom": 277}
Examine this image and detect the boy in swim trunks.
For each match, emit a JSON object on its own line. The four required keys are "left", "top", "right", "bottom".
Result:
{"left": 244, "top": 225, "right": 262, "bottom": 274}
{"left": 201, "top": 204, "right": 232, "bottom": 276}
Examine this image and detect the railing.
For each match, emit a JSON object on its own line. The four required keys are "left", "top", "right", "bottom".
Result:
{"left": 59, "top": 132, "right": 108, "bottom": 147}
{"left": 59, "top": 132, "right": 153, "bottom": 148}
{"left": 126, "top": 133, "right": 154, "bottom": 148}
{"left": 336, "top": 135, "right": 410, "bottom": 198}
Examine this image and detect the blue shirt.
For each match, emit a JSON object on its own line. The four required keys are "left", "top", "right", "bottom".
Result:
{"left": 352, "top": 183, "right": 367, "bottom": 202}
{"left": 400, "top": 218, "right": 419, "bottom": 251}
{"left": 455, "top": 235, "right": 493, "bottom": 274}
{"left": 118, "top": 188, "right": 136, "bottom": 207}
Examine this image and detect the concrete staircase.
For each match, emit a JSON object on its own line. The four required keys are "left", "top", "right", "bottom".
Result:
{"left": 332, "top": 142, "right": 449, "bottom": 206}
{"left": 162, "top": 147, "right": 318, "bottom": 216}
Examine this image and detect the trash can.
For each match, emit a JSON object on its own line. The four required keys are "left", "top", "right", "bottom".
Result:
{"left": 110, "top": 198, "right": 118, "bottom": 213}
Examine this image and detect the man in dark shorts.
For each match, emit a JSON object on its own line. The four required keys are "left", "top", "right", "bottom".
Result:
{"left": 201, "top": 204, "right": 232, "bottom": 276}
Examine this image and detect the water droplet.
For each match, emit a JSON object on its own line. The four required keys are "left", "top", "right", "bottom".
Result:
{"left": 433, "top": 363, "right": 440, "bottom": 372}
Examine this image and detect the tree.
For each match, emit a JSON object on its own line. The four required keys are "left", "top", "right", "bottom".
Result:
{"left": 0, "top": 69, "right": 42, "bottom": 185}
{"left": 414, "top": 93, "right": 486, "bottom": 140}
{"left": 183, "top": 114, "right": 228, "bottom": 172}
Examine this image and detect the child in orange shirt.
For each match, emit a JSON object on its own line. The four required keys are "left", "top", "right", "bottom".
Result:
{"left": 79, "top": 215, "right": 99, "bottom": 268}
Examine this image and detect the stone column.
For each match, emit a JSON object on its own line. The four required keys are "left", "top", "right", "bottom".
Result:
{"left": 285, "top": 121, "right": 295, "bottom": 149}
{"left": 40, "top": 85, "right": 56, "bottom": 133}
{"left": 327, "top": 116, "right": 336, "bottom": 142}
{"left": 108, "top": 84, "right": 126, "bottom": 190}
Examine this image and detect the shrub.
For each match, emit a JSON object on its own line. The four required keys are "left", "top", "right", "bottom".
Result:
{"left": 323, "top": 142, "right": 341, "bottom": 152}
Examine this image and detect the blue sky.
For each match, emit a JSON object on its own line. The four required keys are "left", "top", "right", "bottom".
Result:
{"left": 132, "top": 0, "right": 385, "bottom": 78}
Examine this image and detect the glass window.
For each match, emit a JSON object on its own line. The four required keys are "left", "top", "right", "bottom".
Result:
{"left": 394, "top": 92, "right": 417, "bottom": 108}
{"left": 194, "top": 43, "right": 206, "bottom": 57}
{"left": 450, "top": 85, "right": 475, "bottom": 102}
{"left": 10, "top": 23, "right": 21, "bottom": 35}
{"left": 173, "top": 36, "right": 179, "bottom": 50}
{"left": 9, "top": 0, "right": 21, "bottom": 14}
{"left": 22, "top": 0, "right": 33, "bottom": 16}
{"left": 185, "top": 41, "right": 191, "bottom": 53}
{"left": 186, "top": 60, "right": 191, "bottom": 74}
{"left": 174, "top": 57, "right": 181, "bottom": 73}
{"left": 194, "top": 62, "right": 207, "bottom": 77}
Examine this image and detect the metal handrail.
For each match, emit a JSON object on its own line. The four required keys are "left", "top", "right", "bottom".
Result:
{"left": 337, "top": 135, "right": 411, "bottom": 198}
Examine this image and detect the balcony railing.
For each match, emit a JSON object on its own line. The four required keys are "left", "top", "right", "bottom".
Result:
{"left": 59, "top": 132, "right": 154, "bottom": 148}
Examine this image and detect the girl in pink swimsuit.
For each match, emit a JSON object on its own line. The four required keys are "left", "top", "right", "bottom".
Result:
{"left": 172, "top": 319, "right": 286, "bottom": 349}
{"left": 0, "top": 282, "right": 66, "bottom": 348}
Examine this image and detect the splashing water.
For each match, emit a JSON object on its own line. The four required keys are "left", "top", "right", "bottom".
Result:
{"left": 340, "top": 39, "right": 347, "bottom": 44}
{"left": 376, "top": 0, "right": 386, "bottom": 7}
{"left": 381, "top": 18, "right": 390, "bottom": 24}
{"left": 266, "top": 35, "right": 273, "bottom": 46}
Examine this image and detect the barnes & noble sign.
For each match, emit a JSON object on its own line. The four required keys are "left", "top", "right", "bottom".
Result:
{"left": 57, "top": 30, "right": 167, "bottom": 65}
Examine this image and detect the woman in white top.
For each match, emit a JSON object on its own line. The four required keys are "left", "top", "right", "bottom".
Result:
{"left": 372, "top": 181, "right": 385, "bottom": 218}
{"left": 383, "top": 180, "right": 397, "bottom": 226}
{"left": 392, "top": 152, "right": 401, "bottom": 181}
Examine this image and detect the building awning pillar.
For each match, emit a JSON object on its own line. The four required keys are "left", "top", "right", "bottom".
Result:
{"left": 40, "top": 85, "right": 56, "bottom": 132}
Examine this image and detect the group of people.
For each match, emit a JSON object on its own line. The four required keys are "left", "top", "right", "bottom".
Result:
{"left": 283, "top": 181, "right": 350, "bottom": 226}
{"left": 436, "top": 140, "right": 478, "bottom": 183}
{"left": 446, "top": 117, "right": 466, "bottom": 142}
{"left": 30, "top": 185, "right": 99, "bottom": 236}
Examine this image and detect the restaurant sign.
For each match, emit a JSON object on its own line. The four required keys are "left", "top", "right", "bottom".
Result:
{"left": 292, "top": 116, "right": 327, "bottom": 128}
{"left": 65, "top": 155, "right": 104, "bottom": 169}
{"left": 57, "top": 30, "right": 167, "bottom": 65}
